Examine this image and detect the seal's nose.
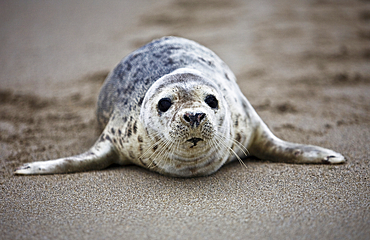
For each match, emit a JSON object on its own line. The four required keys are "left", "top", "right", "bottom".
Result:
{"left": 183, "top": 112, "right": 206, "bottom": 127}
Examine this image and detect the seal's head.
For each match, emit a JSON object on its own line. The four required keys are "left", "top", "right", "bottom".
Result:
{"left": 140, "top": 68, "right": 233, "bottom": 175}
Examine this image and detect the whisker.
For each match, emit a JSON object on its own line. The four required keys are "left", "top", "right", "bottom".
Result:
{"left": 149, "top": 139, "right": 173, "bottom": 169}
{"left": 138, "top": 137, "right": 164, "bottom": 162}
{"left": 143, "top": 139, "right": 167, "bottom": 168}
{"left": 138, "top": 130, "right": 167, "bottom": 160}
{"left": 215, "top": 132, "right": 250, "bottom": 157}
{"left": 169, "top": 140, "right": 181, "bottom": 165}
{"left": 209, "top": 137, "right": 229, "bottom": 162}
{"left": 148, "top": 140, "right": 169, "bottom": 168}
{"left": 213, "top": 135, "right": 248, "bottom": 169}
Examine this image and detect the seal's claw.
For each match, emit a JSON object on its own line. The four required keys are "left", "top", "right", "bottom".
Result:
{"left": 14, "top": 164, "right": 34, "bottom": 175}
{"left": 14, "top": 161, "right": 49, "bottom": 175}
{"left": 322, "top": 153, "right": 346, "bottom": 164}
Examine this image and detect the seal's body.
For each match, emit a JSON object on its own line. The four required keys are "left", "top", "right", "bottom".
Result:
{"left": 15, "top": 37, "right": 345, "bottom": 177}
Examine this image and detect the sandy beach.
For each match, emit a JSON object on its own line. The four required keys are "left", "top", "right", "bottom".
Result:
{"left": 1, "top": 0, "right": 369, "bottom": 239}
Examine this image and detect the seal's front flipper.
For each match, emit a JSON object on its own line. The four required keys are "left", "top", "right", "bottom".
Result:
{"left": 250, "top": 123, "right": 346, "bottom": 164}
{"left": 14, "top": 139, "right": 117, "bottom": 175}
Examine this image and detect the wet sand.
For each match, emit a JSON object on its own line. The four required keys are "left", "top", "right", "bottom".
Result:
{"left": 1, "top": 0, "right": 369, "bottom": 239}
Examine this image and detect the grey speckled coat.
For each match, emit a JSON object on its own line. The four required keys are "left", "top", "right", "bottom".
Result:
{"left": 14, "top": 36, "right": 345, "bottom": 176}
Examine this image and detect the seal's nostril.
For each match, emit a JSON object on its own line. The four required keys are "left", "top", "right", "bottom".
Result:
{"left": 183, "top": 112, "right": 206, "bottom": 127}
{"left": 184, "top": 114, "right": 191, "bottom": 122}
{"left": 197, "top": 113, "right": 206, "bottom": 123}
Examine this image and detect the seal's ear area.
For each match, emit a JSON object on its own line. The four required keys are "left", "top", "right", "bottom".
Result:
{"left": 14, "top": 139, "right": 118, "bottom": 175}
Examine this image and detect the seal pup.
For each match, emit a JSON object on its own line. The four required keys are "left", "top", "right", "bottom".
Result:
{"left": 15, "top": 36, "right": 345, "bottom": 177}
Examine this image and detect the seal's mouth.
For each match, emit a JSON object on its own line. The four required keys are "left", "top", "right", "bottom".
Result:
{"left": 186, "top": 138, "right": 203, "bottom": 148}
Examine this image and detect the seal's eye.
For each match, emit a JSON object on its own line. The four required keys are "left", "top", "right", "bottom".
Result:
{"left": 158, "top": 98, "right": 172, "bottom": 112}
{"left": 205, "top": 95, "right": 218, "bottom": 109}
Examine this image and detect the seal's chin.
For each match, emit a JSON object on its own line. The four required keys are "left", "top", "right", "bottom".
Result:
{"left": 186, "top": 137, "right": 203, "bottom": 148}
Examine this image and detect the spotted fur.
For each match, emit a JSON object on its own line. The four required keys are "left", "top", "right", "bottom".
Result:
{"left": 15, "top": 37, "right": 345, "bottom": 177}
